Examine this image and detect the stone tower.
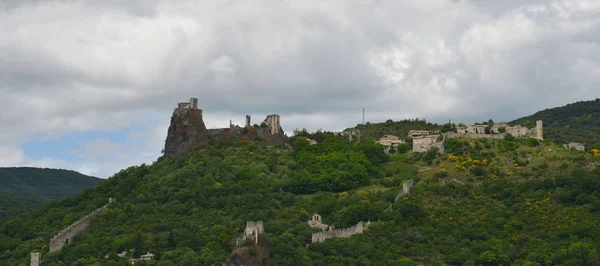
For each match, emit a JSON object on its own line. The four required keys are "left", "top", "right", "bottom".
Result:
{"left": 263, "top": 114, "right": 281, "bottom": 134}
{"left": 30, "top": 252, "right": 41, "bottom": 266}
{"left": 536, "top": 120, "right": 543, "bottom": 140}
{"left": 246, "top": 115, "right": 251, "bottom": 128}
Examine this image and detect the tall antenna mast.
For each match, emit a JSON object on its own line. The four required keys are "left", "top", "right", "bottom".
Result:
{"left": 362, "top": 108, "right": 365, "bottom": 125}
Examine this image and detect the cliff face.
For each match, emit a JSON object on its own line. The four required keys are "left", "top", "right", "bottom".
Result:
{"left": 163, "top": 108, "right": 207, "bottom": 156}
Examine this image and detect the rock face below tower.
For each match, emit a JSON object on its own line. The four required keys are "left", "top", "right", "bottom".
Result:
{"left": 163, "top": 98, "right": 207, "bottom": 156}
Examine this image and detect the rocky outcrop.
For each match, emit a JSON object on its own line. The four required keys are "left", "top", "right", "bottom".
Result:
{"left": 224, "top": 237, "right": 271, "bottom": 266}
{"left": 164, "top": 98, "right": 286, "bottom": 156}
{"left": 163, "top": 99, "right": 208, "bottom": 156}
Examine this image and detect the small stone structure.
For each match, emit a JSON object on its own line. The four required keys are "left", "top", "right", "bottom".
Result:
{"left": 564, "top": 142, "right": 585, "bottom": 151}
{"left": 376, "top": 135, "right": 405, "bottom": 153}
{"left": 307, "top": 214, "right": 329, "bottom": 230}
{"left": 311, "top": 221, "right": 370, "bottom": 243}
{"left": 30, "top": 252, "right": 41, "bottom": 266}
{"left": 305, "top": 138, "right": 318, "bottom": 145}
{"left": 49, "top": 198, "right": 115, "bottom": 252}
{"left": 130, "top": 252, "right": 155, "bottom": 265}
{"left": 235, "top": 221, "right": 265, "bottom": 246}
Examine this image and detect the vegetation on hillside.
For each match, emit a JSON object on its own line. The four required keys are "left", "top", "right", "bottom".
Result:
{"left": 0, "top": 168, "right": 102, "bottom": 224}
{"left": 346, "top": 119, "right": 441, "bottom": 141}
{"left": 512, "top": 99, "right": 600, "bottom": 148}
{"left": 1, "top": 132, "right": 599, "bottom": 265}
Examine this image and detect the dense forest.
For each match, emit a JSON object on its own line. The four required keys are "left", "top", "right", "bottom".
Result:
{"left": 1, "top": 131, "right": 599, "bottom": 265}
{"left": 512, "top": 99, "right": 600, "bottom": 147}
{"left": 0, "top": 168, "right": 102, "bottom": 224}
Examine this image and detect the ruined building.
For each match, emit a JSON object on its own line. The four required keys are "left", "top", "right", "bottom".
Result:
{"left": 410, "top": 120, "right": 543, "bottom": 153}
{"left": 163, "top": 98, "right": 286, "bottom": 156}
{"left": 235, "top": 221, "right": 265, "bottom": 246}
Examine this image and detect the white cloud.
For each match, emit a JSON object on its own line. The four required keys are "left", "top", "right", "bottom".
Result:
{"left": 1, "top": 0, "right": 600, "bottom": 176}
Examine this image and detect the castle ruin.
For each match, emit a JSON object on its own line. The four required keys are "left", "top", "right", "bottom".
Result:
{"left": 164, "top": 98, "right": 286, "bottom": 156}
{"left": 49, "top": 198, "right": 115, "bottom": 252}
{"left": 235, "top": 221, "right": 265, "bottom": 246}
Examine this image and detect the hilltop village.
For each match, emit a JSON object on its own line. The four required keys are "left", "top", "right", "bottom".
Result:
{"left": 373, "top": 120, "right": 545, "bottom": 154}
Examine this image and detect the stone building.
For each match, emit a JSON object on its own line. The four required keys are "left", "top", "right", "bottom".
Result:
{"left": 377, "top": 135, "right": 405, "bottom": 153}
{"left": 307, "top": 214, "right": 329, "bottom": 230}
{"left": 564, "top": 142, "right": 585, "bottom": 151}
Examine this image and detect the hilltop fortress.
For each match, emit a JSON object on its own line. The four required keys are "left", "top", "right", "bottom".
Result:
{"left": 164, "top": 98, "right": 285, "bottom": 156}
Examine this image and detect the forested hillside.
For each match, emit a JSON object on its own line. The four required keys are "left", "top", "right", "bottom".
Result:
{"left": 0, "top": 168, "right": 102, "bottom": 224}
{"left": 512, "top": 99, "right": 600, "bottom": 148}
{"left": 1, "top": 134, "right": 599, "bottom": 265}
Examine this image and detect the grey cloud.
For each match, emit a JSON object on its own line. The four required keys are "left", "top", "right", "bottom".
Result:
{"left": 1, "top": 0, "right": 600, "bottom": 176}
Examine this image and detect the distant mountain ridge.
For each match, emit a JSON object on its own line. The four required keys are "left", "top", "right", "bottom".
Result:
{"left": 0, "top": 167, "right": 102, "bottom": 224}
{"left": 511, "top": 99, "right": 600, "bottom": 147}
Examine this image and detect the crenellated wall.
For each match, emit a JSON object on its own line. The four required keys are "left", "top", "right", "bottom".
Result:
{"left": 49, "top": 198, "right": 115, "bottom": 252}
{"left": 311, "top": 221, "right": 368, "bottom": 243}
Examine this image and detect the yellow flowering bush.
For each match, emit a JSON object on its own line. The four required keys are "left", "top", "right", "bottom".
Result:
{"left": 447, "top": 155, "right": 488, "bottom": 171}
{"left": 592, "top": 148, "right": 600, "bottom": 158}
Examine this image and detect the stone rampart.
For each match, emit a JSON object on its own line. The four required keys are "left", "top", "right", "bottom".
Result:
{"left": 386, "top": 179, "right": 415, "bottom": 212}
{"left": 49, "top": 198, "right": 114, "bottom": 252}
{"left": 311, "top": 221, "right": 368, "bottom": 243}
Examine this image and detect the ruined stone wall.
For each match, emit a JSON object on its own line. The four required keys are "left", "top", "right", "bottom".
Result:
{"left": 311, "top": 221, "right": 367, "bottom": 243}
{"left": 395, "top": 179, "right": 415, "bottom": 201}
{"left": 386, "top": 179, "right": 415, "bottom": 212}
{"left": 49, "top": 199, "right": 114, "bottom": 252}
{"left": 413, "top": 135, "right": 444, "bottom": 153}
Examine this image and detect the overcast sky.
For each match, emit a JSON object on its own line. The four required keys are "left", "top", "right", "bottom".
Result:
{"left": 1, "top": 0, "right": 599, "bottom": 178}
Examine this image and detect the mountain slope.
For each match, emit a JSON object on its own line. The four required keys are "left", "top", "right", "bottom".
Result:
{"left": 0, "top": 167, "right": 102, "bottom": 224}
{"left": 1, "top": 136, "right": 599, "bottom": 265}
{"left": 512, "top": 99, "right": 600, "bottom": 147}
